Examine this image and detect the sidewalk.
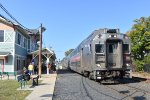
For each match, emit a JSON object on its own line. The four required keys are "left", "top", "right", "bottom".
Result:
{"left": 25, "top": 73, "right": 57, "bottom": 100}
{"left": 131, "top": 72, "right": 150, "bottom": 79}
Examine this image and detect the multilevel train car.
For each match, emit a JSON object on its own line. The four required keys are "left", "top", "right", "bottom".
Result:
{"left": 66, "top": 28, "right": 132, "bottom": 81}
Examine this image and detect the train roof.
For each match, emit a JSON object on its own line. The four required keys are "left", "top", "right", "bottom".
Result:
{"left": 78, "top": 28, "right": 123, "bottom": 46}
{"left": 67, "top": 28, "right": 127, "bottom": 57}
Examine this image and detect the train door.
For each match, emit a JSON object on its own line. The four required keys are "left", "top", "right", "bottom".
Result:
{"left": 106, "top": 40, "right": 123, "bottom": 68}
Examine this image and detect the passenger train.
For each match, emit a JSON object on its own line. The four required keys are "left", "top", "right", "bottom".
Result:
{"left": 64, "top": 28, "right": 132, "bottom": 81}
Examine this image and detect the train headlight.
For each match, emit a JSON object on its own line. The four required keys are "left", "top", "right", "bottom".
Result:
{"left": 126, "top": 63, "right": 130, "bottom": 67}
{"left": 109, "top": 35, "right": 117, "bottom": 38}
{"left": 109, "top": 35, "right": 111, "bottom": 38}
{"left": 97, "top": 71, "right": 100, "bottom": 74}
{"left": 96, "top": 64, "right": 101, "bottom": 67}
{"left": 113, "top": 35, "right": 117, "bottom": 37}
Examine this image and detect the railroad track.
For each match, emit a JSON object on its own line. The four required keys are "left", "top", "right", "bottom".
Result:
{"left": 80, "top": 76, "right": 94, "bottom": 100}
{"left": 81, "top": 76, "right": 150, "bottom": 100}
{"left": 81, "top": 76, "right": 122, "bottom": 100}
{"left": 101, "top": 78, "right": 150, "bottom": 100}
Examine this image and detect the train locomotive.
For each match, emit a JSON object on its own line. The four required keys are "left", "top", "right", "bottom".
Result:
{"left": 66, "top": 28, "right": 132, "bottom": 81}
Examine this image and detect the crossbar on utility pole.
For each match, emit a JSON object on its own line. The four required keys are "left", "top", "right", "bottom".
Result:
{"left": 38, "top": 23, "right": 42, "bottom": 78}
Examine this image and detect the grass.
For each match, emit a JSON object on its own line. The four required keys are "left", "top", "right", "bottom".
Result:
{"left": 0, "top": 80, "right": 32, "bottom": 100}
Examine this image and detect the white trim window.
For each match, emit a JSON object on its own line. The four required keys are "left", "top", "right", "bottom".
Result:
{"left": 0, "top": 30, "right": 4, "bottom": 42}
{"left": 17, "top": 33, "right": 21, "bottom": 45}
{"left": 24, "top": 38, "right": 27, "bottom": 49}
{"left": 20, "top": 35, "right": 23, "bottom": 47}
{"left": 28, "top": 39, "right": 30, "bottom": 51}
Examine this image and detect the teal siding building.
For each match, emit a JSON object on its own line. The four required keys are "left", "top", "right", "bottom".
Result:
{"left": 0, "top": 16, "right": 39, "bottom": 74}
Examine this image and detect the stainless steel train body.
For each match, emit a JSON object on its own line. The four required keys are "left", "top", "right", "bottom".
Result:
{"left": 67, "top": 28, "right": 132, "bottom": 80}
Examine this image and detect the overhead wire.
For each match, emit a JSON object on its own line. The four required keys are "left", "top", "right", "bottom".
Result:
{"left": 0, "top": 2, "right": 48, "bottom": 48}
{"left": 0, "top": 2, "right": 39, "bottom": 33}
{"left": 0, "top": 2, "right": 25, "bottom": 28}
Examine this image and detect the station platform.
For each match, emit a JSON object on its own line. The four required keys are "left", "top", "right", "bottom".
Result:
{"left": 25, "top": 73, "right": 57, "bottom": 100}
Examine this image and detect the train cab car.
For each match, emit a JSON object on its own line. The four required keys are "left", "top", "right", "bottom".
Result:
{"left": 67, "top": 28, "right": 132, "bottom": 81}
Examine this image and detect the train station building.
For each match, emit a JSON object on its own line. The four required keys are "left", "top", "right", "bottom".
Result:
{"left": 0, "top": 15, "right": 56, "bottom": 75}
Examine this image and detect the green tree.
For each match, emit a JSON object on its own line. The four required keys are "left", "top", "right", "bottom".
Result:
{"left": 128, "top": 16, "right": 150, "bottom": 71}
{"left": 65, "top": 49, "right": 74, "bottom": 57}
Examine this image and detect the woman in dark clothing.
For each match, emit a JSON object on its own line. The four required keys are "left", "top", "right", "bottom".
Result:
{"left": 51, "top": 63, "right": 56, "bottom": 73}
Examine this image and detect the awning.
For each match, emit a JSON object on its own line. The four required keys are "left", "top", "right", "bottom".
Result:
{"left": 28, "top": 47, "right": 56, "bottom": 59}
{"left": 0, "top": 52, "right": 11, "bottom": 57}
{"left": 29, "top": 47, "right": 54, "bottom": 55}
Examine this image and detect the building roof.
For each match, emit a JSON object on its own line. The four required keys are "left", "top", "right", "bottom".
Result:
{"left": 0, "top": 14, "right": 30, "bottom": 37}
{"left": 0, "top": 14, "right": 42, "bottom": 35}
{"left": 0, "top": 51, "right": 11, "bottom": 57}
{"left": 29, "top": 48, "right": 54, "bottom": 54}
{"left": 29, "top": 47, "right": 56, "bottom": 59}
{"left": 28, "top": 27, "right": 46, "bottom": 35}
{"left": 29, "top": 48, "right": 56, "bottom": 59}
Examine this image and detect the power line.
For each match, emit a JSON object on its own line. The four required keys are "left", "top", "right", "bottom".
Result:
{"left": 0, "top": 2, "right": 38, "bottom": 33}
{"left": 0, "top": 2, "right": 24, "bottom": 28}
{"left": 55, "top": 51, "right": 66, "bottom": 52}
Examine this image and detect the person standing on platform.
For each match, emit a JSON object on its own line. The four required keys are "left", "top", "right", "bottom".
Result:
{"left": 31, "top": 60, "right": 35, "bottom": 74}
{"left": 34, "top": 64, "right": 38, "bottom": 75}
{"left": 48, "top": 63, "right": 51, "bottom": 73}
{"left": 28, "top": 63, "right": 33, "bottom": 75}
{"left": 51, "top": 63, "right": 56, "bottom": 73}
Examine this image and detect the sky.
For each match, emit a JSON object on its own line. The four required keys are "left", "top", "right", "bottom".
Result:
{"left": 0, "top": 0, "right": 150, "bottom": 60}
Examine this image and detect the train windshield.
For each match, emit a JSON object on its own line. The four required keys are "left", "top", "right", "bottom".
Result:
{"left": 95, "top": 44, "right": 104, "bottom": 53}
{"left": 108, "top": 44, "right": 118, "bottom": 53}
{"left": 123, "top": 44, "right": 129, "bottom": 53}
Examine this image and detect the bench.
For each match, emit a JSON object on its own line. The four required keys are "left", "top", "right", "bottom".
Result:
{"left": 17, "top": 74, "right": 39, "bottom": 89}
{"left": 32, "top": 75, "right": 39, "bottom": 86}
{"left": 0, "top": 72, "right": 17, "bottom": 80}
{"left": 17, "top": 74, "right": 30, "bottom": 89}
{"left": 0, "top": 72, "right": 3, "bottom": 80}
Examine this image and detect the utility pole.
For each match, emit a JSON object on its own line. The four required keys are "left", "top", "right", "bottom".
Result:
{"left": 38, "top": 23, "right": 42, "bottom": 78}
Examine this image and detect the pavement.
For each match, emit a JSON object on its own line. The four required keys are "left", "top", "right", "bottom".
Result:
{"left": 24, "top": 73, "right": 57, "bottom": 100}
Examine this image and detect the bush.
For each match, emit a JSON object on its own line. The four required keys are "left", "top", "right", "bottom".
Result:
{"left": 143, "top": 55, "right": 150, "bottom": 73}
{"left": 144, "top": 55, "right": 150, "bottom": 64}
{"left": 135, "top": 60, "right": 144, "bottom": 72}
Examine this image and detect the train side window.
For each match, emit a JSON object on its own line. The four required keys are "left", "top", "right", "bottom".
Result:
{"left": 90, "top": 44, "right": 92, "bottom": 52}
{"left": 95, "top": 44, "right": 104, "bottom": 53}
{"left": 123, "top": 44, "right": 129, "bottom": 53}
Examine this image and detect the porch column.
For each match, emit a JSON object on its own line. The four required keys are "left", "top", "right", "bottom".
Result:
{"left": 47, "top": 58, "right": 49, "bottom": 74}
{"left": 32, "top": 54, "right": 34, "bottom": 74}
